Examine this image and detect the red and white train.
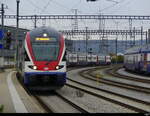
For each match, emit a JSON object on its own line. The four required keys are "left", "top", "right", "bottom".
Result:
{"left": 66, "top": 52, "right": 111, "bottom": 66}
{"left": 17, "top": 26, "right": 66, "bottom": 90}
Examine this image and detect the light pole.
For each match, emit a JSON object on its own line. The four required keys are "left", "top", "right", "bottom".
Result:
{"left": 85, "top": 27, "right": 88, "bottom": 62}
{"left": 1, "top": 4, "right": 4, "bottom": 34}
{"left": 15, "top": 0, "right": 20, "bottom": 68}
{"left": 115, "top": 21, "right": 119, "bottom": 54}
{"left": 115, "top": 21, "right": 119, "bottom": 64}
{"left": 0, "top": 4, "right": 4, "bottom": 69}
{"left": 16, "top": 0, "right": 20, "bottom": 29}
{"left": 34, "top": 15, "right": 37, "bottom": 28}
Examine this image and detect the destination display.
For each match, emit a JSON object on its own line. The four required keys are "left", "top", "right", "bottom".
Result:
{"left": 35, "top": 37, "right": 56, "bottom": 41}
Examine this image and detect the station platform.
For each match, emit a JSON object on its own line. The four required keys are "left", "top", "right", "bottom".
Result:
{"left": 0, "top": 69, "right": 45, "bottom": 113}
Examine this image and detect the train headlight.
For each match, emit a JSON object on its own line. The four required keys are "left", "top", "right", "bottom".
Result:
{"left": 33, "top": 66, "right": 37, "bottom": 70}
{"left": 56, "top": 66, "right": 59, "bottom": 70}
{"left": 43, "top": 33, "right": 47, "bottom": 37}
{"left": 56, "top": 65, "right": 64, "bottom": 70}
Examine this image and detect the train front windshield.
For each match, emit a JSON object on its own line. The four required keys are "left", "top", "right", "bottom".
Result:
{"left": 32, "top": 42, "right": 59, "bottom": 61}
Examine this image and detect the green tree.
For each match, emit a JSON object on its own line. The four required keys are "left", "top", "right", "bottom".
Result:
{"left": 0, "top": 105, "right": 4, "bottom": 113}
{"left": 117, "top": 55, "right": 124, "bottom": 63}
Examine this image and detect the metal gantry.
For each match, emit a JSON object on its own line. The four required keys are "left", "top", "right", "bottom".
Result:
{"left": 1, "top": 14, "right": 150, "bottom": 54}
{"left": 60, "top": 29, "right": 146, "bottom": 35}
{"left": 1, "top": 14, "right": 150, "bottom": 20}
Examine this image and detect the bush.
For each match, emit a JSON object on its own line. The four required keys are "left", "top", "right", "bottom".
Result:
{"left": 117, "top": 55, "right": 124, "bottom": 63}
{"left": 0, "top": 105, "right": 4, "bottom": 113}
{"left": 111, "top": 55, "right": 124, "bottom": 63}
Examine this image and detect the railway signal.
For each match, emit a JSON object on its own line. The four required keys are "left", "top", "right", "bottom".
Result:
{"left": 0, "top": 30, "right": 4, "bottom": 49}
{"left": 5, "top": 31, "right": 12, "bottom": 50}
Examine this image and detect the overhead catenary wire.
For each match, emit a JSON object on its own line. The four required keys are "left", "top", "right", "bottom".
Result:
{"left": 28, "top": 0, "right": 43, "bottom": 11}
{"left": 50, "top": 0, "right": 72, "bottom": 14}
{"left": 107, "top": 0, "right": 133, "bottom": 14}
{"left": 40, "top": 0, "right": 52, "bottom": 14}
{"left": 27, "top": 0, "right": 53, "bottom": 27}
{"left": 100, "top": 0, "right": 125, "bottom": 12}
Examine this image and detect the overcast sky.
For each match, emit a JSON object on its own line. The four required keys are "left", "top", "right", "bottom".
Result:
{"left": 1, "top": 0, "right": 150, "bottom": 31}
{"left": 0, "top": 0, "right": 150, "bottom": 15}
{"left": 0, "top": 0, "right": 149, "bottom": 42}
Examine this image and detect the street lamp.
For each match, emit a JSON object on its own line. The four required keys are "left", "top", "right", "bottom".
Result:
{"left": 16, "top": 0, "right": 20, "bottom": 28}
{"left": 15, "top": 0, "right": 20, "bottom": 68}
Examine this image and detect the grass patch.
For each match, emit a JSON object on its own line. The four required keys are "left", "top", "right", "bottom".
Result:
{"left": 0, "top": 105, "right": 4, "bottom": 113}
{"left": 96, "top": 74, "right": 103, "bottom": 78}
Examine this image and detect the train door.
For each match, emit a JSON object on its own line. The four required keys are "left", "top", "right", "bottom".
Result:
{"left": 143, "top": 53, "right": 147, "bottom": 71}
{"left": 96, "top": 55, "right": 98, "bottom": 65}
{"left": 77, "top": 54, "right": 79, "bottom": 65}
{"left": 147, "top": 53, "right": 150, "bottom": 62}
{"left": 133, "top": 55, "right": 136, "bottom": 65}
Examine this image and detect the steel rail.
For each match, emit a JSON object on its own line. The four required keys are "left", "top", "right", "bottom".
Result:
{"left": 17, "top": 71, "right": 89, "bottom": 113}
{"left": 55, "top": 92, "right": 89, "bottom": 113}
{"left": 79, "top": 66, "right": 150, "bottom": 94}
{"left": 107, "top": 66, "right": 150, "bottom": 84}
{"left": 67, "top": 66, "right": 150, "bottom": 113}
{"left": 66, "top": 79, "right": 149, "bottom": 113}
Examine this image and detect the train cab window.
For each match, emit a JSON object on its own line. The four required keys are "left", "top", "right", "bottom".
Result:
{"left": 32, "top": 43, "right": 59, "bottom": 61}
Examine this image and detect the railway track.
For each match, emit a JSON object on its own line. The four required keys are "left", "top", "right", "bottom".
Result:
{"left": 34, "top": 92, "right": 89, "bottom": 113}
{"left": 17, "top": 72, "right": 89, "bottom": 113}
{"left": 16, "top": 65, "right": 150, "bottom": 113}
{"left": 107, "top": 66, "right": 150, "bottom": 84}
{"left": 105, "top": 66, "right": 150, "bottom": 92}
{"left": 66, "top": 78, "right": 149, "bottom": 113}
{"left": 79, "top": 66, "right": 150, "bottom": 94}
{"left": 66, "top": 66, "right": 150, "bottom": 113}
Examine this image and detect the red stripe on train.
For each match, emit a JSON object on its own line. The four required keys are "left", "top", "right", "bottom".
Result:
{"left": 26, "top": 33, "right": 64, "bottom": 70}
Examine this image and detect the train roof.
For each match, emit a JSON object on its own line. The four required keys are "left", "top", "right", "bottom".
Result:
{"left": 141, "top": 44, "right": 150, "bottom": 52}
{"left": 29, "top": 26, "right": 61, "bottom": 38}
{"left": 125, "top": 44, "right": 150, "bottom": 54}
{"left": 125, "top": 45, "right": 141, "bottom": 54}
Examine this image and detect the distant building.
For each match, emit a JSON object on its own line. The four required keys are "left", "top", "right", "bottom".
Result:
{"left": 65, "top": 39, "right": 143, "bottom": 55}
{"left": 0, "top": 25, "right": 146, "bottom": 57}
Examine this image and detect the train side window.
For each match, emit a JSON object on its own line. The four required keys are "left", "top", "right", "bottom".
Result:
{"left": 147, "top": 54, "right": 150, "bottom": 61}
{"left": 136, "top": 55, "right": 138, "bottom": 62}
{"left": 127, "top": 55, "right": 129, "bottom": 63}
{"left": 141, "top": 54, "right": 143, "bottom": 61}
{"left": 62, "top": 51, "right": 66, "bottom": 61}
{"left": 25, "top": 50, "right": 30, "bottom": 61}
{"left": 144, "top": 53, "right": 147, "bottom": 61}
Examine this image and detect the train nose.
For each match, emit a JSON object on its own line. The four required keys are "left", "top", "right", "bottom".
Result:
{"left": 43, "top": 67, "right": 49, "bottom": 70}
